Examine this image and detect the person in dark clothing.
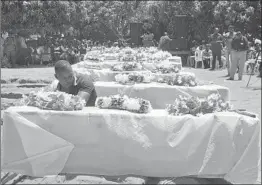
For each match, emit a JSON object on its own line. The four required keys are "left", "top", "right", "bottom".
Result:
{"left": 54, "top": 60, "right": 97, "bottom": 106}
{"left": 158, "top": 32, "right": 172, "bottom": 51}
{"left": 209, "top": 27, "right": 223, "bottom": 70}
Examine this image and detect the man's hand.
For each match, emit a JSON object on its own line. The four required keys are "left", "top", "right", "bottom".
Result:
{"left": 78, "top": 91, "right": 91, "bottom": 103}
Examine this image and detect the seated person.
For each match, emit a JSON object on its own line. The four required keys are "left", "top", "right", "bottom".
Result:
{"left": 194, "top": 45, "right": 204, "bottom": 68}
{"left": 202, "top": 44, "right": 212, "bottom": 69}
{"left": 54, "top": 60, "right": 97, "bottom": 106}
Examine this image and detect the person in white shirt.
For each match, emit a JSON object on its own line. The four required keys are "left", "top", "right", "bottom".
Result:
{"left": 195, "top": 45, "right": 204, "bottom": 68}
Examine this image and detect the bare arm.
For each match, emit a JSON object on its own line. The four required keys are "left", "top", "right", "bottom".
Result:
{"left": 77, "top": 74, "right": 95, "bottom": 104}
{"left": 77, "top": 91, "right": 91, "bottom": 103}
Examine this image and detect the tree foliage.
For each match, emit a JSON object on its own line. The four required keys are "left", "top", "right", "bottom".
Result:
{"left": 1, "top": 0, "right": 261, "bottom": 42}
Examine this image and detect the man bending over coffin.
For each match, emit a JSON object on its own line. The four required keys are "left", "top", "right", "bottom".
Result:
{"left": 54, "top": 60, "right": 97, "bottom": 106}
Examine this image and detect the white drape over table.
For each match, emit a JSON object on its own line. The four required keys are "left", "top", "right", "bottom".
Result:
{"left": 94, "top": 82, "right": 230, "bottom": 109}
{"left": 2, "top": 106, "right": 260, "bottom": 184}
{"left": 49, "top": 81, "right": 230, "bottom": 109}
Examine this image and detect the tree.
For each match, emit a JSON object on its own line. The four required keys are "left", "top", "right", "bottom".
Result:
{"left": 213, "top": 0, "right": 261, "bottom": 38}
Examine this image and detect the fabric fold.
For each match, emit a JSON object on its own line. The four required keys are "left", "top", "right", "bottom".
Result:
{"left": 2, "top": 111, "right": 74, "bottom": 177}
{"left": 1, "top": 107, "right": 260, "bottom": 183}
{"left": 224, "top": 117, "right": 261, "bottom": 184}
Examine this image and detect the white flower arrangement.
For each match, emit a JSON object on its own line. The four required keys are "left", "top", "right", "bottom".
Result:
{"left": 20, "top": 89, "right": 86, "bottom": 111}
{"left": 136, "top": 51, "right": 147, "bottom": 61}
{"left": 147, "top": 51, "right": 172, "bottom": 62}
{"left": 83, "top": 54, "right": 103, "bottom": 62}
{"left": 121, "top": 47, "right": 137, "bottom": 55}
{"left": 146, "top": 47, "right": 159, "bottom": 54}
{"left": 102, "top": 53, "right": 119, "bottom": 60}
{"left": 111, "top": 62, "right": 143, "bottom": 71}
{"left": 104, "top": 46, "right": 121, "bottom": 53}
{"left": 157, "top": 72, "right": 197, "bottom": 87}
{"left": 96, "top": 94, "right": 152, "bottom": 113}
{"left": 153, "top": 63, "right": 181, "bottom": 74}
{"left": 120, "top": 54, "right": 137, "bottom": 62}
{"left": 166, "top": 93, "right": 232, "bottom": 116}
{"left": 82, "top": 47, "right": 173, "bottom": 63}
{"left": 115, "top": 72, "right": 154, "bottom": 84}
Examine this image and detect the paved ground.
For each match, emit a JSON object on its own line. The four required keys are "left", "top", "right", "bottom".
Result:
{"left": 1, "top": 66, "right": 261, "bottom": 184}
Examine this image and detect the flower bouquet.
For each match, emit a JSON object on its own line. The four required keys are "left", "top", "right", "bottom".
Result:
{"left": 20, "top": 89, "right": 86, "bottom": 111}
{"left": 115, "top": 72, "right": 153, "bottom": 84}
{"left": 119, "top": 47, "right": 137, "bottom": 56}
{"left": 120, "top": 54, "right": 137, "bottom": 62}
{"left": 84, "top": 55, "right": 103, "bottom": 62}
{"left": 146, "top": 47, "right": 159, "bottom": 54}
{"left": 148, "top": 51, "right": 172, "bottom": 62}
{"left": 111, "top": 62, "right": 143, "bottom": 71}
{"left": 152, "top": 63, "right": 181, "bottom": 74}
{"left": 136, "top": 51, "right": 147, "bottom": 61}
{"left": 96, "top": 94, "right": 152, "bottom": 113}
{"left": 166, "top": 93, "right": 232, "bottom": 116}
{"left": 157, "top": 72, "right": 197, "bottom": 87}
{"left": 102, "top": 53, "right": 119, "bottom": 60}
{"left": 104, "top": 46, "right": 121, "bottom": 53}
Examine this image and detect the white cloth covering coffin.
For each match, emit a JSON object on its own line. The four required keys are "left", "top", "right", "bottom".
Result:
{"left": 49, "top": 80, "right": 230, "bottom": 109}
{"left": 1, "top": 106, "right": 260, "bottom": 184}
{"left": 94, "top": 82, "right": 230, "bottom": 109}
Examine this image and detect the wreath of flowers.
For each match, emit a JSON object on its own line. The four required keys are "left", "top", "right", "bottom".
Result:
{"left": 84, "top": 55, "right": 103, "bottom": 62}
{"left": 120, "top": 54, "right": 137, "bottom": 62}
{"left": 147, "top": 51, "right": 172, "bottom": 62}
{"left": 102, "top": 53, "right": 119, "bottom": 60}
{"left": 20, "top": 89, "right": 86, "bottom": 111}
{"left": 111, "top": 62, "right": 143, "bottom": 71}
{"left": 166, "top": 93, "right": 232, "bottom": 116}
{"left": 136, "top": 51, "right": 147, "bottom": 61}
{"left": 152, "top": 63, "right": 181, "bottom": 74}
{"left": 104, "top": 46, "right": 121, "bottom": 53}
{"left": 157, "top": 72, "right": 197, "bottom": 87}
{"left": 115, "top": 72, "right": 153, "bottom": 84}
{"left": 96, "top": 94, "right": 152, "bottom": 114}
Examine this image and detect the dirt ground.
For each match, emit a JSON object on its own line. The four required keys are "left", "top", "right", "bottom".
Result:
{"left": 1, "top": 66, "right": 261, "bottom": 118}
{"left": 1, "top": 66, "right": 261, "bottom": 184}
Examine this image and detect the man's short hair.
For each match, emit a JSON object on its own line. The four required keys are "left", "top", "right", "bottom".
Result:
{"left": 228, "top": 25, "right": 234, "bottom": 28}
{"left": 54, "top": 60, "right": 72, "bottom": 73}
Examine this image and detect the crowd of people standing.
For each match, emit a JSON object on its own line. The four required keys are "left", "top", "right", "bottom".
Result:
{"left": 1, "top": 31, "right": 130, "bottom": 68}
{"left": 190, "top": 25, "right": 261, "bottom": 80}
{"left": 1, "top": 32, "right": 96, "bottom": 68}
